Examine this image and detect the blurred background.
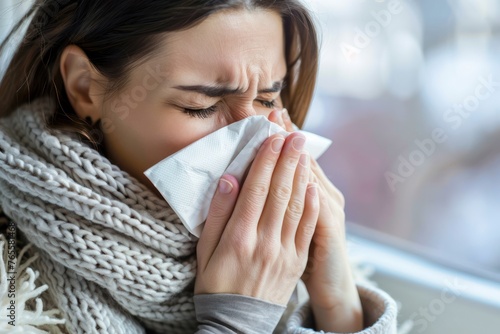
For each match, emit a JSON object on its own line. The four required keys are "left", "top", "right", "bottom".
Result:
{"left": 300, "top": 0, "right": 500, "bottom": 283}
{"left": 299, "top": 2, "right": 500, "bottom": 330}
{"left": 1, "top": 0, "right": 499, "bottom": 332}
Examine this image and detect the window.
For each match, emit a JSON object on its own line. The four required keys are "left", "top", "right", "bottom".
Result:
{"left": 0, "top": 0, "right": 33, "bottom": 79}
{"left": 303, "top": 0, "right": 500, "bottom": 282}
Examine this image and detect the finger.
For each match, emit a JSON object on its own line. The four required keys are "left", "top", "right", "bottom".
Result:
{"left": 310, "top": 158, "right": 345, "bottom": 208}
{"left": 277, "top": 109, "right": 286, "bottom": 129}
{"left": 229, "top": 134, "right": 284, "bottom": 235}
{"left": 197, "top": 174, "right": 239, "bottom": 269}
{"left": 259, "top": 132, "right": 306, "bottom": 238}
{"left": 310, "top": 169, "right": 318, "bottom": 184}
{"left": 308, "top": 157, "right": 315, "bottom": 183}
{"left": 314, "top": 184, "right": 345, "bottom": 239}
{"left": 282, "top": 108, "right": 295, "bottom": 132}
{"left": 295, "top": 182, "right": 319, "bottom": 255}
{"left": 281, "top": 151, "right": 310, "bottom": 246}
{"left": 268, "top": 109, "right": 286, "bottom": 130}
{"left": 312, "top": 173, "right": 336, "bottom": 215}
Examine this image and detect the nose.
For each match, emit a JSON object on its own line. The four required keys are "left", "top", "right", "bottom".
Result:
{"left": 223, "top": 76, "right": 275, "bottom": 124}
{"left": 227, "top": 102, "right": 258, "bottom": 123}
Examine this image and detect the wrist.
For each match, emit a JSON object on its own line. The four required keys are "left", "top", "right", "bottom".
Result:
{"left": 311, "top": 298, "right": 364, "bottom": 333}
{"left": 312, "top": 305, "right": 363, "bottom": 333}
{"left": 309, "top": 283, "right": 364, "bottom": 333}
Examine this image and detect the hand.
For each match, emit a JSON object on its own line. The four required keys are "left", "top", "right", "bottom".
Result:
{"left": 271, "top": 109, "right": 363, "bottom": 332}
{"left": 194, "top": 130, "right": 320, "bottom": 306}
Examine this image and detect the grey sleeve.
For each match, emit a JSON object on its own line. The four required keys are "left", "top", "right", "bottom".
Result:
{"left": 194, "top": 293, "right": 287, "bottom": 334}
{"left": 283, "top": 284, "right": 398, "bottom": 334}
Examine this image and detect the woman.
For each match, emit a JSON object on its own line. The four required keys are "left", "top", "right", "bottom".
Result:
{"left": 0, "top": 1, "right": 397, "bottom": 333}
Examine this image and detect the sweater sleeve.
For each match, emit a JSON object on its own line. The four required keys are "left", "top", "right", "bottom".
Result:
{"left": 194, "top": 293, "right": 286, "bottom": 334}
{"left": 283, "top": 284, "right": 398, "bottom": 334}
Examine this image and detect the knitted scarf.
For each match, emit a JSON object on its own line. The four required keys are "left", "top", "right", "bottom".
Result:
{"left": 0, "top": 97, "right": 200, "bottom": 333}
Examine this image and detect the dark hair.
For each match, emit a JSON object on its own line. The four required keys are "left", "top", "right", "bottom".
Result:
{"left": 0, "top": 0, "right": 319, "bottom": 152}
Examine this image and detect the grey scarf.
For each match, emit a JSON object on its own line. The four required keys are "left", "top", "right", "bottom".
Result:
{"left": 0, "top": 96, "right": 199, "bottom": 333}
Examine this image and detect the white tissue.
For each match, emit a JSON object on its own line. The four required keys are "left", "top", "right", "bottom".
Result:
{"left": 144, "top": 115, "right": 332, "bottom": 237}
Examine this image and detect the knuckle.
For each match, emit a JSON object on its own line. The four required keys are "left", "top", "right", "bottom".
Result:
{"left": 286, "top": 200, "right": 303, "bottom": 221}
{"left": 228, "top": 232, "right": 253, "bottom": 255}
{"left": 262, "top": 151, "right": 279, "bottom": 167}
{"left": 237, "top": 202, "right": 258, "bottom": 224}
{"left": 286, "top": 155, "right": 297, "bottom": 166}
{"left": 270, "top": 184, "right": 292, "bottom": 202}
{"left": 302, "top": 221, "right": 317, "bottom": 240}
{"left": 209, "top": 201, "right": 227, "bottom": 220}
{"left": 298, "top": 170, "right": 309, "bottom": 184}
{"left": 234, "top": 242, "right": 254, "bottom": 259}
{"left": 246, "top": 182, "right": 269, "bottom": 198}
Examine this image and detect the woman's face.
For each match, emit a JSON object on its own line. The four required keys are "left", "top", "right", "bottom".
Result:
{"left": 100, "top": 9, "right": 287, "bottom": 193}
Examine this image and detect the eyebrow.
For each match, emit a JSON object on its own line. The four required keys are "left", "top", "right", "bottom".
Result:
{"left": 173, "top": 79, "right": 285, "bottom": 97}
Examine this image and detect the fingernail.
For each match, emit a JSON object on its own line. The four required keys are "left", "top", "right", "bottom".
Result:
{"left": 307, "top": 184, "right": 317, "bottom": 197}
{"left": 271, "top": 136, "right": 285, "bottom": 153}
{"left": 292, "top": 136, "right": 305, "bottom": 152}
{"left": 219, "top": 178, "right": 233, "bottom": 194}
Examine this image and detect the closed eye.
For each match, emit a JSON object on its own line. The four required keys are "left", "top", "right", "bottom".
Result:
{"left": 183, "top": 99, "right": 278, "bottom": 119}
{"left": 258, "top": 100, "right": 276, "bottom": 109}
{"left": 183, "top": 105, "right": 217, "bottom": 119}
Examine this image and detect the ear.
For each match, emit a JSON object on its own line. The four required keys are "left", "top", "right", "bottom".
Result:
{"left": 60, "top": 45, "right": 104, "bottom": 123}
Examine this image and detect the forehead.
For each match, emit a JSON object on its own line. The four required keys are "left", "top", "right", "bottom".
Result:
{"left": 146, "top": 9, "right": 286, "bottom": 85}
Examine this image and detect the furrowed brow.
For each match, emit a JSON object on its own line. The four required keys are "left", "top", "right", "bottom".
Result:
{"left": 258, "top": 80, "right": 285, "bottom": 94}
{"left": 174, "top": 78, "right": 285, "bottom": 97}
{"left": 173, "top": 85, "right": 242, "bottom": 97}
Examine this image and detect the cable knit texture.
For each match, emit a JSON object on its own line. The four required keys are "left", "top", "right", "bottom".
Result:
{"left": 0, "top": 97, "right": 199, "bottom": 333}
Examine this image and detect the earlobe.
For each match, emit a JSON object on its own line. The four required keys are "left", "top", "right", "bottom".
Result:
{"left": 59, "top": 45, "right": 102, "bottom": 122}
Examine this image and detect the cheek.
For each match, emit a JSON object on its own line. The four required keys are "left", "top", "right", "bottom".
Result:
{"left": 104, "top": 96, "right": 228, "bottom": 169}
{"left": 103, "top": 102, "right": 192, "bottom": 159}
{"left": 154, "top": 119, "right": 211, "bottom": 158}
{"left": 127, "top": 106, "right": 219, "bottom": 163}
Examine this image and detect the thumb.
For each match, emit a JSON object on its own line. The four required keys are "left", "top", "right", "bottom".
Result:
{"left": 196, "top": 174, "right": 239, "bottom": 268}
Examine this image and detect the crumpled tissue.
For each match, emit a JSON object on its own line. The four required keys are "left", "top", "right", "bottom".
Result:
{"left": 144, "top": 115, "right": 332, "bottom": 237}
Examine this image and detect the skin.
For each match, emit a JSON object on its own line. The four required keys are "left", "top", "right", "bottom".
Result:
{"left": 279, "top": 109, "right": 364, "bottom": 332}
{"left": 59, "top": 8, "right": 362, "bottom": 332}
